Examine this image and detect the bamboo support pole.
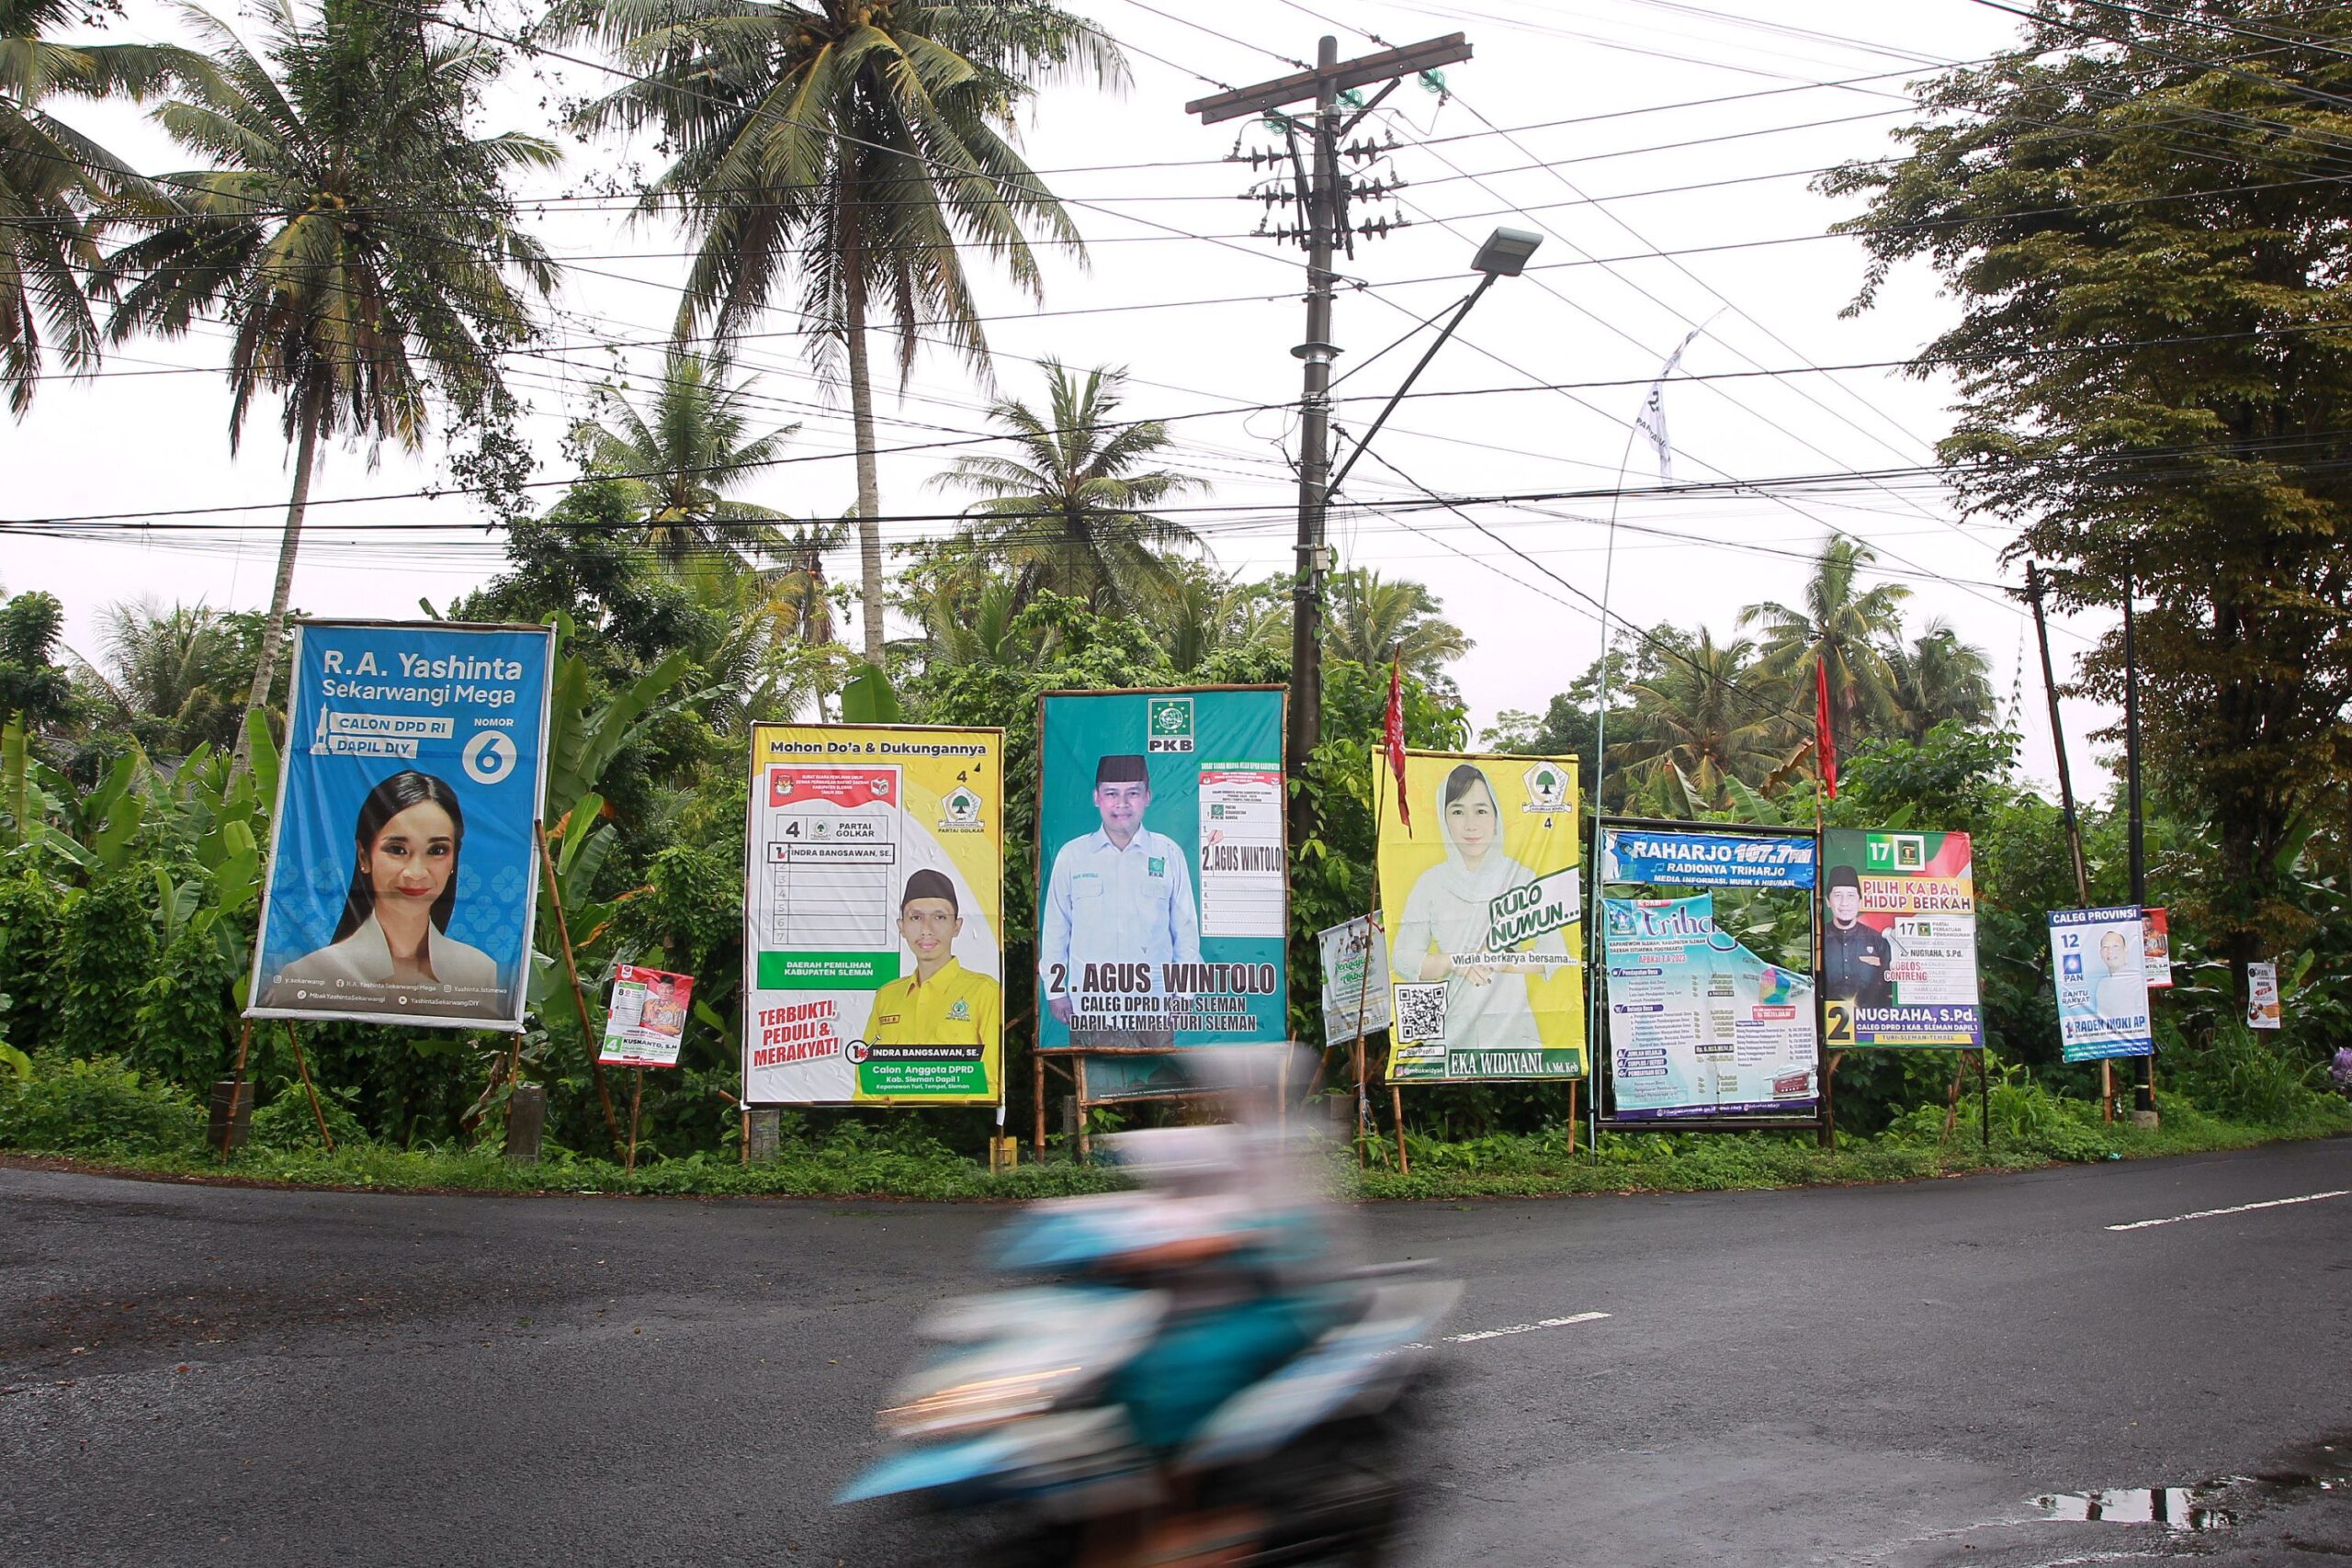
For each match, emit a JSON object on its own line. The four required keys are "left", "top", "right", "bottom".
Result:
{"left": 537, "top": 820, "right": 625, "bottom": 1158}
{"left": 282, "top": 1021, "right": 334, "bottom": 1152}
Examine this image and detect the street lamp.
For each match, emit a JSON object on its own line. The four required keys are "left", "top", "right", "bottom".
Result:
{"left": 1323, "top": 226, "right": 1543, "bottom": 497}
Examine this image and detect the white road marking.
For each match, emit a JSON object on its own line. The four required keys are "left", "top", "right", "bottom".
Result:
{"left": 1401, "top": 1311, "right": 1610, "bottom": 1350}
{"left": 2105, "top": 1189, "right": 2349, "bottom": 1232}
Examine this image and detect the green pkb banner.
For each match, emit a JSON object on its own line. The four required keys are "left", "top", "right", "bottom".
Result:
{"left": 1035, "top": 687, "right": 1290, "bottom": 1101}
{"left": 756, "top": 952, "right": 900, "bottom": 989}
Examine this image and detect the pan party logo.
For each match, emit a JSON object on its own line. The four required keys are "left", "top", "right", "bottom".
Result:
{"left": 1147, "top": 696, "right": 1195, "bottom": 753}
{"left": 1521, "top": 761, "right": 1570, "bottom": 814}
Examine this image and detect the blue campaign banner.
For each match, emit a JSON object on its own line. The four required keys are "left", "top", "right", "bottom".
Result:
{"left": 1600, "top": 827, "right": 1817, "bottom": 889}
{"left": 1035, "top": 688, "right": 1288, "bottom": 1100}
{"left": 247, "top": 621, "right": 555, "bottom": 1032}
{"left": 2048, "top": 905, "right": 2154, "bottom": 1061}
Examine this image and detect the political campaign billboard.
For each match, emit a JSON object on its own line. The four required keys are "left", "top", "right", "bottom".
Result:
{"left": 1819, "top": 829, "right": 1983, "bottom": 1048}
{"left": 1317, "top": 915, "right": 1392, "bottom": 1047}
{"left": 2048, "top": 906, "right": 2154, "bottom": 1061}
{"left": 743, "top": 724, "right": 1004, "bottom": 1105}
{"left": 246, "top": 620, "right": 553, "bottom": 1032}
{"left": 599, "top": 964, "right": 694, "bottom": 1068}
{"left": 1376, "top": 750, "right": 1585, "bottom": 1083}
{"left": 1600, "top": 826, "right": 1815, "bottom": 888}
{"left": 1601, "top": 893, "right": 1819, "bottom": 1117}
{"left": 1035, "top": 688, "right": 1288, "bottom": 1100}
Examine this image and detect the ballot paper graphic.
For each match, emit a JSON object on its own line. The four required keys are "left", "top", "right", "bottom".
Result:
{"left": 758, "top": 765, "right": 904, "bottom": 986}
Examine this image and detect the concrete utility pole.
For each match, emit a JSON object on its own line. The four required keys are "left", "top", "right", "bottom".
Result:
{"left": 1188, "top": 33, "right": 1475, "bottom": 836}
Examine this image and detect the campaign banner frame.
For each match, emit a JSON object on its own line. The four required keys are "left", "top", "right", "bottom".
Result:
{"left": 1818, "top": 828, "right": 1984, "bottom": 1049}
{"left": 1374, "top": 750, "right": 1586, "bottom": 1084}
{"left": 1033, "top": 685, "right": 1290, "bottom": 1104}
{"left": 2049, "top": 906, "right": 2154, "bottom": 1061}
{"left": 245, "top": 619, "right": 556, "bottom": 1032}
{"left": 1593, "top": 815, "right": 1824, "bottom": 1130}
{"left": 741, "top": 722, "right": 1005, "bottom": 1106}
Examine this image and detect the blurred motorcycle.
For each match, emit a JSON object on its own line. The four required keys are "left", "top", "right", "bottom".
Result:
{"left": 837, "top": 1062, "right": 1456, "bottom": 1566}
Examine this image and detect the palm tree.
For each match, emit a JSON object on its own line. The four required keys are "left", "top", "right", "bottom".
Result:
{"left": 560, "top": 0, "right": 1125, "bottom": 662}
{"left": 97, "top": 0, "right": 557, "bottom": 773}
{"left": 1616, "top": 629, "right": 1783, "bottom": 807}
{"left": 933, "top": 361, "right": 1204, "bottom": 614}
{"left": 572, "top": 346, "right": 798, "bottom": 567}
{"left": 74, "top": 598, "right": 259, "bottom": 758}
{"left": 1739, "top": 535, "right": 1911, "bottom": 750}
{"left": 1323, "top": 569, "right": 1471, "bottom": 687}
{"left": 1887, "top": 616, "right": 1996, "bottom": 742}
{"left": 1, "top": 0, "right": 182, "bottom": 413}
{"left": 1152, "top": 562, "right": 1287, "bottom": 676}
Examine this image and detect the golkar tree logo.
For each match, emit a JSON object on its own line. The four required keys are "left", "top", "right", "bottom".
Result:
{"left": 939, "top": 784, "right": 983, "bottom": 831}
{"left": 1147, "top": 696, "right": 1195, "bottom": 753}
{"left": 1521, "top": 761, "right": 1569, "bottom": 814}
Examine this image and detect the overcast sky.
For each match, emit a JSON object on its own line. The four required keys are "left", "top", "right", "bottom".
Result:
{"left": 3, "top": 0, "right": 2130, "bottom": 795}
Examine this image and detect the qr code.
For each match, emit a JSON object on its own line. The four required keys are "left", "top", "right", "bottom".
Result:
{"left": 1394, "top": 982, "right": 1449, "bottom": 1044}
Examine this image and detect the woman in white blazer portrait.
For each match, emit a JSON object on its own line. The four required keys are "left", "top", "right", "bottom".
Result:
{"left": 260, "top": 771, "right": 505, "bottom": 1020}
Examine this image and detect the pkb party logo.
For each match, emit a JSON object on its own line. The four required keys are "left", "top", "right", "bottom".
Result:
{"left": 1147, "top": 696, "right": 1194, "bottom": 753}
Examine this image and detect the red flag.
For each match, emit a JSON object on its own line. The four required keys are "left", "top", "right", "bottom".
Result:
{"left": 1814, "top": 658, "right": 1838, "bottom": 800}
{"left": 1384, "top": 655, "right": 1411, "bottom": 833}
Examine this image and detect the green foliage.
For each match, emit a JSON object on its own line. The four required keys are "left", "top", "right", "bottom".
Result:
{"left": 1824, "top": 5, "right": 2352, "bottom": 976}
{"left": 249, "top": 1080, "right": 366, "bottom": 1151}
{"left": 53, "top": 870, "right": 156, "bottom": 1059}
{"left": 0, "top": 1053, "right": 206, "bottom": 1154}
{"left": 2166, "top": 1025, "right": 2335, "bottom": 1127}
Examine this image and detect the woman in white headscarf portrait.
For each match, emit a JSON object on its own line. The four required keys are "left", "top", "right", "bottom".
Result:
{"left": 1387, "top": 762, "right": 1568, "bottom": 1050}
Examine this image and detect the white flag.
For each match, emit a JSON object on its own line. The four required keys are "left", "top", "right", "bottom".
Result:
{"left": 1634, "top": 322, "right": 1709, "bottom": 481}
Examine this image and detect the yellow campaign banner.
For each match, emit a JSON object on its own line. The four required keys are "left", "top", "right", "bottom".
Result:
{"left": 742, "top": 724, "right": 1004, "bottom": 1105}
{"left": 1376, "top": 750, "right": 1587, "bottom": 1082}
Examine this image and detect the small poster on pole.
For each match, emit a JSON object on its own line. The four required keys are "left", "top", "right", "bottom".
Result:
{"left": 600, "top": 964, "right": 695, "bottom": 1067}
{"left": 2048, "top": 907, "right": 2153, "bottom": 1061}
{"left": 2143, "top": 908, "right": 2175, "bottom": 989}
{"left": 2246, "top": 962, "right": 2282, "bottom": 1030}
{"left": 1317, "top": 915, "right": 1391, "bottom": 1045}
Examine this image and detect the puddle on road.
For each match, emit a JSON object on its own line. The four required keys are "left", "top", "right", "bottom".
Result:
{"left": 2027, "top": 1443, "right": 2346, "bottom": 1536}
{"left": 2031, "top": 1487, "right": 2235, "bottom": 1530}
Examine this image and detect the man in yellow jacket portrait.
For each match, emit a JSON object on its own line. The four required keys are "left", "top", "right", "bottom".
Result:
{"left": 862, "top": 869, "right": 1000, "bottom": 1049}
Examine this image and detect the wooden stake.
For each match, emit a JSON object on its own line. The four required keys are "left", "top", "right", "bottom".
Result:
{"left": 222, "top": 1018, "right": 254, "bottom": 1156}
{"left": 627, "top": 1066, "right": 644, "bottom": 1172}
{"left": 537, "top": 819, "right": 625, "bottom": 1158}
{"left": 1567, "top": 1078, "right": 1579, "bottom": 1155}
{"left": 2101, "top": 1058, "right": 2114, "bottom": 1123}
{"left": 1033, "top": 1051, "right": 1049, "bottom": 1161}
{"left": 282, "top": 1021, "right": 334, "bottom": 1152}
{"left": 1074, "top": 1055, "right": 1092, "bottom": 1166}
{"left": 1391, "top": 1083, "right": 1409, "bottom": 1173}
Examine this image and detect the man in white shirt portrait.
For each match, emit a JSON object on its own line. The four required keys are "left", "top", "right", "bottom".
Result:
{"left": 1039, "top": 753, "right": 1203, "bottom": 1047}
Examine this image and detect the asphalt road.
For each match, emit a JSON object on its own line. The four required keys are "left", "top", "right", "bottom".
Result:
{"left": 4, "top": 1139, "right": 2347, "bottom": 1567}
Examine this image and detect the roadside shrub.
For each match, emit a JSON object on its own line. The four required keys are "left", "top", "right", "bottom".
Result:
{"left": 2167, "top": 1027, "right": 2334, "bottom": 1125}
{"left": 249, "top": 1081, "right": 368, "bottom": 1151}
{"left": 0, "top": 1054, "right": 206, "bottom": 1154}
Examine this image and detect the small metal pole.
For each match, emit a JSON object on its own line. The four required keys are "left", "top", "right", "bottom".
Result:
{"left": 282, "top": 1021, "right": 334, "bottom": 1152}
